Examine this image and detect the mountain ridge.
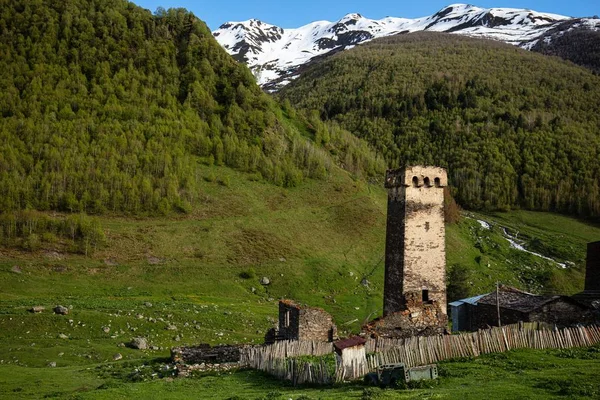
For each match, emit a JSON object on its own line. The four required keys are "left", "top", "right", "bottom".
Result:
{"left": 212, "top": 3, "right": 600, "bottom": 89}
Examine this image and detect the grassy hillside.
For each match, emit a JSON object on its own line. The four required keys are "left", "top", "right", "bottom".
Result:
{"left": 2, "top": 1, "right": 600, "bottom": 398}
{"left": 1, "top": 163, "right": 600, "bottom": 397}
{"left": 279, "top": 32, "right": 600, "bottom": 217}
{"left": 0, "top": 0, "right": 382, "bottom": 214}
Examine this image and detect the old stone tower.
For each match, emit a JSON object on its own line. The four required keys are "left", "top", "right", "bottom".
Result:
{"left": 383, "top": 166, "right": 448, "bottom": 317}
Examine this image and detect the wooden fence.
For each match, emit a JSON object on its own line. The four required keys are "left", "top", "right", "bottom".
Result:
{"left": 240, "top": 323, "right": 600, "bottom": 385}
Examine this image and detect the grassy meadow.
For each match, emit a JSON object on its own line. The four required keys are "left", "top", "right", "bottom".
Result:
{"left": 1, "top": 166, "right": 600, "bottom": 398}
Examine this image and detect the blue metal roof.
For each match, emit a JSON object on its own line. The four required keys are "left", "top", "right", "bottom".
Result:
{"left": 448, "top": 293, "right": 488, "bottom": 307}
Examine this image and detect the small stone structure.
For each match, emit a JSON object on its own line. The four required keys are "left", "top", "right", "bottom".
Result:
{"left": 266, "top": 300, "right": 337, "bottom": 343}
{"left": 368, "top": 166, "right": 448, "bottom": 338}
{"left": 171, "top": 344, "right": 244, "bottom": 364}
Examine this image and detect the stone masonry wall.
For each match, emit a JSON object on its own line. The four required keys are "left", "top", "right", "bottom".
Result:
{"left": 171, "top": 344, "right": 242, "bottom": 364}
{"left": 278, "top": 301, "right": 301, "bottom": 340}
{"left": 277, "top": 300, "right": 336, "bottom": 342}
{"left": 384, "top": 166, "right": 448, "bottom": 317}
{"left": 298, "top": 307, "right": 336, "bottom": 341}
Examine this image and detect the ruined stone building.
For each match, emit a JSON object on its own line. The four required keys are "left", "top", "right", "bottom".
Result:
{"left": 265, "top": 300, "right": 337, "bottom": 343}
{"left": 365, "top": 166, "right": 448, "bottom": 338}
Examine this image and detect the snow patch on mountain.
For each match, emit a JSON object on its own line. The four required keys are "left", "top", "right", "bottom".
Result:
{"left": 213, "top": 4, "right": 596, "bottom": 89}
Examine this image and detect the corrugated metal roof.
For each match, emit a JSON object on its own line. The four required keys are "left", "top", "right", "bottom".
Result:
{"left": 449, "top": 293, "right": 488, "bottom": 307}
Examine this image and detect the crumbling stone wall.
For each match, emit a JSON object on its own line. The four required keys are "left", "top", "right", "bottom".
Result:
{"left": 171, "top": 344, "right": 243, "bottom": 364}
{"left": 364, "top": 304, "right": 447, "bottom": 338}
{"left": 276, "top": 300, "right": 337, "bottom": 342}
{"left": 383, "top": 166, "right": 448, "bottom": 319}
{"left": 530, "top": 300, "right": 594, "bottom": 326}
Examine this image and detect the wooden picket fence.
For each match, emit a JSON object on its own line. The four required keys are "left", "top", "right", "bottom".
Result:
{"left": 240, "top": 324, "right": 600, "bottom": 385}
{"left": 366, "top": 323, "right": 600, "bottom": 370}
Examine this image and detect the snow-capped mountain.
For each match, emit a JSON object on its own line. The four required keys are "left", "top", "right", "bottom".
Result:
{"left": 212, "top": 3, "right": 600, "bottom": 90}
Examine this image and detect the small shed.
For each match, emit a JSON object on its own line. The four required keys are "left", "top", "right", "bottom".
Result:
{"left": 449, "top": 294, "right": 487, "bottom": 332}
{"left": 334, "top": 336, "right": 367, "bottom": 381}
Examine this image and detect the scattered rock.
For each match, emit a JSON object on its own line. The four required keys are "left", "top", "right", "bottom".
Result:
{"left": 112, "top": 353, "right": 123, "bottom": 361}
{"left": 349, "top": 271, "right": 354, "bottom": 277}
{"left": 150, "top": 345, "right": 160, "bottom": 350}
{"left": 102, "top": 326, "right": 110, "bottom": 334}
{"left": 45, "top": 251, "right": 64, "bottom": 260}
{"left": 279, "top": 257, "right": 286, "bottom": 262}
{"left": 147, "top": 256, "right": 162, "bottom": 265}
{"left": 165, "top": 325, "right": 177, "bottom": 331}
{"left": 144, "top": 302, "right": 153, "bottom": 308}
{"left": 195, "top": 325, "right": 201, "bottom": 330}
{"left": 260, "top": 277, "right": 270, "bottom": 286}
{"left": 251, "top": 287, "right": 256, "bottom": 293}
{"left": 53, "top": 305, "right": 69, "bottom": 315}
{"left": 361, "top": 278, "right": 370, "bottom": 287}
{"left": 129, "top": 337, "right": 148, "bottom": 350}
{"left": 104, "top": 258, "right": 118, "bottom": 266}
{"left": 58, "top": 352, "right": 64, "bottom": 357}
{"left": 135, "top": 314, "right": 144, "bottom": 319}
{"left": 58, "top": 334, "right": 68, "bottom": 340}
{"left": 47, "top": 361, "right": 56, "bottom": 368}
{"left": 29, "top": 306, "right": 45, "bottom": 313}
{"left": 11, "top": 265, "right": 22, "bottom": 274}
{"left": 174, "top": 336, "right": 181, "bottom": 342}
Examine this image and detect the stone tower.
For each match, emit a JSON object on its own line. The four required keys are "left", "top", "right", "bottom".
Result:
{"left": 383, "top": 166, "right": 448, "bottom": 317}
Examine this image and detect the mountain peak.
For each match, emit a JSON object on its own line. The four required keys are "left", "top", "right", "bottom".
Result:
{"left": 213, "top": 4, "right": 585, "bottom": 90}
{"left": 340, "top": 13, "right": 364, "bottom": 23}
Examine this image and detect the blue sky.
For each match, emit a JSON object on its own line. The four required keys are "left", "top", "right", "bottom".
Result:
{"left": 132, "top": 1, "right": 598, "bottom": 30}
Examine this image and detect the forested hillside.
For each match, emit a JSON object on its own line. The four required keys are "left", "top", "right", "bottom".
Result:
{"left": 0, "top": 0, "right": 382, "bottom": 215}
{"left": 531, "top": 23, "right": 600, "bottom": 75}
{"left": 279, "top": 32, "right": 600, "bottom": 217}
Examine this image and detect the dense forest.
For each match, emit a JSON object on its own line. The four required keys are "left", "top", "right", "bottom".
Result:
{"left": 531, "top": 23, "right": 600, "bottom": 75}
{"left": 0, "top": 0, "right": 382, "bottom": 215}
{"left": 279, "top": 32, "right": 600, "bottom": 217}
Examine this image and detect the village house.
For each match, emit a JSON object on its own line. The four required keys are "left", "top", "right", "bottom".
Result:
{"left": 450, "top": 285, "right": 593, "bottom": 332}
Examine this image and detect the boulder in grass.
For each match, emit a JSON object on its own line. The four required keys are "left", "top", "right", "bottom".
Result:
{"left": 260, "top": 277, "right": 270, "bottom": 286}
{"left": 112, "top": 353, "right": 123, "bottom": 361}
{"left": 53, "top": 305, "right": 69, "bottom": 315}
{"left": 129, "top": 337, "right": 148, "bottom": 350}
{"left": 29, "top": 306, "right": 45, "bottom": 313}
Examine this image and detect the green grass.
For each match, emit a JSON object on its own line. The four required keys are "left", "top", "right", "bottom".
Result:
{"left": 1, "top": 165, "right": 600, "bottom": 398}
{"left": 2, "top": 346, "right": 600, "bottom": 399}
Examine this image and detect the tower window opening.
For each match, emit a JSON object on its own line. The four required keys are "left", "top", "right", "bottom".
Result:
{"left": 284, "top": 310, "right": 290, "bottom": 328}
{"left": 422, "top": 289, "right": 430, "bottom": 304}
{"left": 412, "top": 176, "right": 419, "bottom": 187}
{"left": 434, "top": 177, "right": 441, "bottom": 187}
{"left": 424, "top": 177, "right": 431, "bottom": 187}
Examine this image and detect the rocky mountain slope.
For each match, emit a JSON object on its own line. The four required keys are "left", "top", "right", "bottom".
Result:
{"left": 213, "top": 3, "right": 600, "bottom": 89}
